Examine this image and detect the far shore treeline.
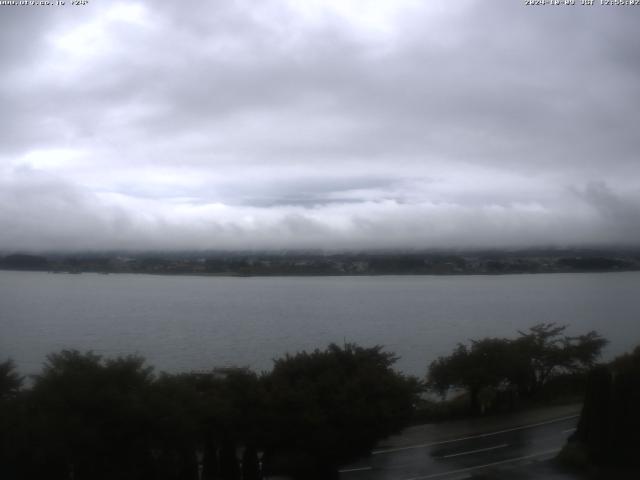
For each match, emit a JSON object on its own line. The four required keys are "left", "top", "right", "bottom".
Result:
{"left": 1, "top": 324, "right": 638, "bottom": 479}
{"left": 1, "top": 248, "right": 640, "bottom": 276}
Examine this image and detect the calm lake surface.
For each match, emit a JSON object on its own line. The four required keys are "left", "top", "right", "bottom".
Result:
{"left": 1, "top": 270, "right": 639, "bottom": 377}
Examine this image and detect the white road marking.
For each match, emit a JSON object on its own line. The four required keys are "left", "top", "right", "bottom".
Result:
{"left": 403, "top": 448, "right": 561, "bottom": 480}
{"left": 440, "top": 443, "right": 508, "bottom": 459}
{"left": 372, "top": 414, "right": 579, "bottom": 455}
{"left": 562, "top": 428, "right": 576, "bottom": 433}
{"left": 338, "top": 466, "right": 373, "bottom": 473}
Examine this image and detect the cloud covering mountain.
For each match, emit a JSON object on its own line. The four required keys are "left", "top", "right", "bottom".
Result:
{"left": 1, "top": 0, "right": 639, "bottom": 250}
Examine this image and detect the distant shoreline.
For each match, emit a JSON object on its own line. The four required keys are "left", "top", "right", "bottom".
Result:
{"left": 2, "top": 267, "right": 639, "bottom": 278}
{"left": 2, "top": 250, "right": 639, "bottom": 278}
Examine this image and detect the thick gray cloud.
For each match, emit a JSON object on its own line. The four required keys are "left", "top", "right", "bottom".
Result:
{"left": 1, "top": 0, "right": 639, "bottom": 251}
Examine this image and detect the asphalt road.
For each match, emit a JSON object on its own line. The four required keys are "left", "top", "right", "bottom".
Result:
{"left": 338, "top": 413, "right": 579, "bottom": 480}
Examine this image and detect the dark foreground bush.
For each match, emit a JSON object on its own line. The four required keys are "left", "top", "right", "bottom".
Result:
{"left": 0, "top": 344, "right": 420, "bottom": 480}
{"left": 561, "top": 346, "right": 640, "bottom": 471}
{"left": 427, "top": 323, "right": 606, "bottom": 415}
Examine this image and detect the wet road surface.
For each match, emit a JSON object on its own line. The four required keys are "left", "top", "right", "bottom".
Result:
{"left": 339, "top": 412, "right": 579, "bottom": 480}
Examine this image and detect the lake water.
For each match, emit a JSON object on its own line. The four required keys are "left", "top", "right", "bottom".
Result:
{"left": 1, "top": 270, "right": 639, "bottom": 377}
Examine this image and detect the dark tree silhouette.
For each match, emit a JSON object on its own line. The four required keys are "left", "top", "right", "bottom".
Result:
{"left": 427, "top": 324, "right": 607, "bottom": 414}
{"left": 0, "top": 344, "right": 419, "bottom": 480}
{"left": 428, "top": 338, "right": 516, "bottom": 414}
{"left": 570, "top": 346, "right": 640, "bottom": 468}
{"left": 0, "top": 358, "right": 23, "bottom": 399}
{"left": 263, "top": 343, "right": 421, "bottom": 478}
{"left": 513, "top": 323, "right": 607, "bottom": 397}
{"left": 27, "top": 350, "right": 155, "bottom": 480}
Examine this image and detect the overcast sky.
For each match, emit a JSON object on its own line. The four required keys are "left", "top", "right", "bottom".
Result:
{"left": 1, "top": 0, "right": 639, "bottom": 251}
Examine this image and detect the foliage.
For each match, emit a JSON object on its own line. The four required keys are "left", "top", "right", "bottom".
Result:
{"left": 0, "top": 358, "right": 25, "bottom": 479}
{"left": 0, "top": 358, "right": 23, "bottom": 399}
{"left": 513, "top": 324, "right": 607, "bottom": 396}
{"left": 428, "top": 338, "right": 518, "bottom": 414}
{"left": 570, "top": 346, "right": 640, "bottom": 468}
{"left": 1, "top": 330, "right": 611, "bottom": 479}
{"left": 145, "top": 367, "right": 267, "bottom": 479}
{"left": 26, "top": 350, "right": 155, "bottom": 479}
{"left": 0, "top": 344, "right": 419, "bottom": 480}
{"left": 427, "top": 324, "right": 607, "bottom": 414}
{"left": 264, "top": 343, "right": 420, "bottom": 475}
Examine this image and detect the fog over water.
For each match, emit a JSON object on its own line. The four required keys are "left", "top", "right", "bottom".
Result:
{"left": 2, "top": 270, "right": 639, "bottom": 377}
{"left": 1, "top": 1, "right": 640, "bottom": 250}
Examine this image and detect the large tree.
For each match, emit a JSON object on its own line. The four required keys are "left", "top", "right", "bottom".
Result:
{"left": 27, "top": 350, "right": 155, "bottom": 480}
{"left": 0, "top": 358, "right": 25, "bottom": 479}
{"left": 0, "top": 358, "right": 23, "bottom": 400}
{"left": 513, "top": 323, "right": 607, "bottom": 397}
{"left": 428, "top": 338, "right": 517, "bottom": 414}
{"left": 263, "top": 343, "right": 421, "bottom": 478}
{"left": 427, "top": 324, "right": 608, "bottom": 413}
{"left": 568, "top": 346, "right": 640, "bottom": 468}
{"left": 146, "top": 367, "right": 267, "bottom": 480}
